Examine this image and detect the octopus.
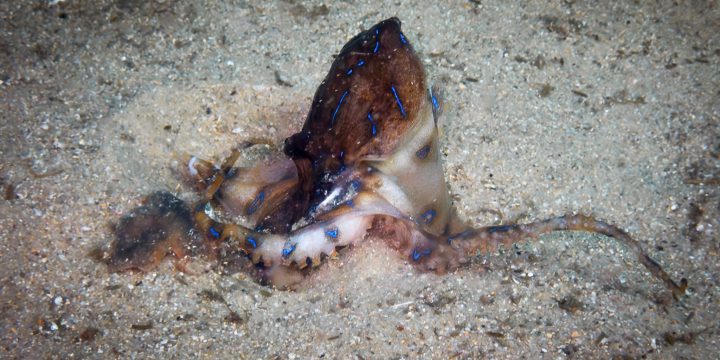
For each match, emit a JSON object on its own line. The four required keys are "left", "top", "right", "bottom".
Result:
{"left": 108, "top": 18, "right": 687, "bottom": 296}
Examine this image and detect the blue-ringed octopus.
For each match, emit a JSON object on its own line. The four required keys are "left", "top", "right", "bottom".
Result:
{"left": 108, "top": 18, "right": 687, "bottom": 296}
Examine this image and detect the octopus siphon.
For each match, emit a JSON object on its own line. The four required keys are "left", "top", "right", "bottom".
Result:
{"left": 108, "top": 18, "right": 687, "bottom": 295}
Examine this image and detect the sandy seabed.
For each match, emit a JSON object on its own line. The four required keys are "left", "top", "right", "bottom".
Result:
{"left": 1, "top": 1, "right": 718, "bottom": 358}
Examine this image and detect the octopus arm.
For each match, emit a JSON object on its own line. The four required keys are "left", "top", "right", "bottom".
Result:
{"left": 184, "top": 152, "right": 305, "bottom": 233}
{"left": 433, "top": 215, "right": 688, "bottom": 299}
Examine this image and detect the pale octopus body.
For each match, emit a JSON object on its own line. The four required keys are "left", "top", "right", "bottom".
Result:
{"left": 110, "top": 18, "right": 686, "bottom": 295}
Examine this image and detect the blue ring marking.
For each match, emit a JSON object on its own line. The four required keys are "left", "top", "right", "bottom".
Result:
{"left": 415, "top": 144, "right": 431, "bottom": 159}
{"left": 374, "top": 28, "right": 380, "bottom": 53}
{"left": 447, "top": 230, "right": 472, "bottom": 244}
{"left": 324, "top": 227, "right": 339, "bottom": 239}
{"left": 366, "top": 112, "right": 377, "bottom": 137}
{"left": 338, "top": 150, "right": 346, "bottom": 172}
{"left": 421, "top": 209, "right": 436, "bottom": 224}
{"left": 209, "top": 227, "right": 220, "bottom": 238}
{"left": 331, "top": 90, "right": 349, "bottom": 127}
{"left": 346, "top": 68, "right": 353, "bottom": 75}
{"left": 350, "top": 179, "right": 362, "bottom": 191}
{"left": 246, "top": 236, "right": 257, "bottom": 249}
{"left": 282, "top": 243, "right": 297, "bottom": 258}
{"left": 246, "top": 190, "right": 265, "bottom": 215}
{"left": 345, "top": 199, "right": 355, "bottom": 208}
{"left": 488, "top": 224, "right": 513, "bottom": 233}
{"left": 431, "top": 93, "right": 439, "bottom": 111}
{"left": 357, "top": 59, "right": 365, "bottom": 67}
{"left": 412, "top": 248, "right": 432, "bottom": 261}
{"left": 399, "top": 32, "right": 407, "bottom": 44}
{"left": 390, "top": 85, "right": 406, "bottom": 118}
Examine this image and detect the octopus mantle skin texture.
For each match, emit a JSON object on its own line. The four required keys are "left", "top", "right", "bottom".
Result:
{"left": 108, "top": 18, "right": 687, "bottom": 294}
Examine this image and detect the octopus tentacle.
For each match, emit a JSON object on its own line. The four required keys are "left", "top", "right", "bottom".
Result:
{"left": 439, "top": 215, "right": 687, "bottom": 298}
{"left": 183, "top": 149, "right": 305, "bottom": 233}
{"left": 194, "top": 190, "right": 407, "bottom": 281}
{"left": 108, "top": 17, "right": 686, "bottom": 298}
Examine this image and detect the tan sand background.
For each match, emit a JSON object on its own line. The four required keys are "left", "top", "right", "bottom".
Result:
{"left": 1, "top": 1, "right": 718, "bottom": 358}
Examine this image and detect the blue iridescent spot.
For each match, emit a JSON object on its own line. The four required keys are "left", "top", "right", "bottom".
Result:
{"left": 488, "top": 225, "right": 513, "bottom": 233}
{"left": 331, "top": 90, "right": 349, "bottom": 127}
{"left": 325, "top": 227, "right": 339, "bottom": 239}
{"left": 399, "top": 32, "right": 407, "bottom": 44}
{"left": 357, "top": 59, "right": 365, "bottom": 67}
{"left": 416, "top": 144, "right": 431, "bottom": 159}
{"left": 338, "top": 150, "right": 346, "bottom": 172}
{"left": 374, "top": 28, "right": 380, "bottom": 53}
{"left": 366, "top": 112, "right": 377, "bottom": 137}
{"left": 391, "top": 85, "right": 406, "bottom": 118}
{"left": 350, "top": 179, "right": 361, "bottom": 191}
{"left": 431, "top": 93, "right": 439, "bottom": 111}
{"left": 421, "top": 209, "right": 436, "bottom": 224}
{"left": 246, "top": 190, "right": 265, "bottom": 215}
{"left": 447, "top": 230, "right": 472, "bottom": 244}
{"left": 282, "top": 243, "right": 297, "bottom": 258}
{"left": 412, "top": 248, "right": 432, "bottom": 261}
{"left": 345, "top": 199, "right": 355, "bottom": 208}
{"left": 209, "top": 227, "right": 220, "bottom": 238}
{"left": 346, "top": 68, "right": 353, "bottom": 75}
{"left": 246, "top": 236, "right": 257, "bottom": 249}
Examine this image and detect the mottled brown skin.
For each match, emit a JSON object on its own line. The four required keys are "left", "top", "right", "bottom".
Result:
{"left": 283, "top": 18, "right": 429, "bottom": 225}
{"left": 109, "top": 18, "right": 687, "bottom": 296}
{"left": 285, "top": 18, "right": 425, "bottom": 166}
{"left": 109, "top": 191, "right": 201, "bottom": 272}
